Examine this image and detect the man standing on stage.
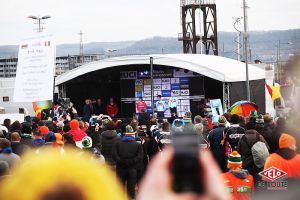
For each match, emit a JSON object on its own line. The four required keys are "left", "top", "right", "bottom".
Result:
{"left": 155, "top": 95, "right": 166, "bottom": 118}
{"left": 136, "top": 97, "right": 147, "bottom": 114}
{"left": 168, "top": 91, "right": 178, "bottom": 116}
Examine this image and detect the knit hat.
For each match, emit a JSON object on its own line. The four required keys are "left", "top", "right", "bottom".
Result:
{"left": 227, "top": 151, "right": 242, "bottom": 169}
{"left": 70, "top": 119, "right": 79, "bottom": 130}
{"left": 54, "top": 133, "right": 64, "bottom": 146}
{"left": 125, "top": 125, "right": 135, "bottom": 136}
{"left": 256, "top": 115, "right": 264, "bottom": 124}
{"left": 279, "top": 133, "right": 296, "bottom": 149}
{"left": 182, "top": 112, "right": 192, "bottom": 123}
{"left": 150, "top": 125, "right": 159, "bottom": 133}
{"left": 249, "top": 110, "right": 258, "bottom": 118}
{"left": 81, "top": 136, "right": 93, "bottom": 149}
{"left": 218, "top": 116, "right": 227, "bottom": 125}
{"left": 39, "top": 126, "right": 49, "bottom": 136}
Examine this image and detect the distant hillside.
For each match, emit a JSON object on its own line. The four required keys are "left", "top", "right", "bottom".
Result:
{"left": 0, "top": 29, "right": 299, "bottom": 63}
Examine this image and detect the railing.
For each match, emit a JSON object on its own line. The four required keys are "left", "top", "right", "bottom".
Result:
{"left": 181, "top": 0, "right": 215, "bottom": 6}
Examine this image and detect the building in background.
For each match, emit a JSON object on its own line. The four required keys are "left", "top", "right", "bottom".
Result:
{"left": 0, "top": 58, "right": 18, "bottom": 77}
{"left": 0, "top": 54, "right": 102, "bottom": 77}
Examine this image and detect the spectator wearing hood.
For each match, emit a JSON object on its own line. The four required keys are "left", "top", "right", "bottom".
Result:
{"left": 112, "top": 125, "right": 143, "bottom": 199}
{"left": 20, "top": 122, "right": 33, "bottom": 146}
{"left": 100, "top": 121, "right": 121, "bottom": 166}
{"left": 238, "top": 129, "right": 269, "bottom": 185}
{"left": 208, "top": 116, "right": 228, "bottom": 172}
{"left": 10, "top": 132, "right": 29, "bottom": 156}
{"left": 222, "top": 151, "right": 254, "bottom": 200}
{"left": 264, "top": 133, "right": 300, "bottom": 178}
{"left": 69, "top": 119, "right": 87, "bottom": 142}
{"left": 0, "top": 138, "right": 21, "bottom": 170}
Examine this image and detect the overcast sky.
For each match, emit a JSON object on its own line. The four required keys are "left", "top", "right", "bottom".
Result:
{"left": 0, "top": 0, "right": 299, "bottom": 45}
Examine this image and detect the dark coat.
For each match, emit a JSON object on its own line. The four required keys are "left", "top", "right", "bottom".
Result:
{"left": 261, "top": 123, "right": 279, "bottom": 153}
{"left": 238, "top": 130, "right": 269, "bottom": 172}
{"left": 100, "top": 130, "right": 121, "bottom": 165}
{"left": 11, "top": 142, "right": 30, "bottom": 156}
{"left": 82, "top": 104, "right": 94, "bottom": 122}
{"left": 112, "top": 137, "right": 143, "bottom": 169}
{"left": 208, "top": 126, "right": 227, "bottom": 172}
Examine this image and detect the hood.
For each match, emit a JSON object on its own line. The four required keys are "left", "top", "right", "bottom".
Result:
{"left": 230, "top": 169, "right": 249, "bottom": 179}
{"left": 101, "top": 130, "right": 117, "bottom": 139}
{"left": 276, "top": 148, "right": 297, "bottom": 160}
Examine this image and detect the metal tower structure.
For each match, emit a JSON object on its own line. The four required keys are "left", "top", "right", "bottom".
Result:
{"left": 233, "top": 17, "right": 243, "bottom": 61}
{"left": 78, "top": 30, "right": 84, "bottom": 63}
{"left": 178, "top": 0, "right": 218, "bottom": 55}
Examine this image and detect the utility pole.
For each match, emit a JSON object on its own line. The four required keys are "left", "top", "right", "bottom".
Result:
{"left": 78, "top": 30, "right": 84, "bottom": 63}
{"left": 243, "top": 0, "right": 250, "bottom": 101}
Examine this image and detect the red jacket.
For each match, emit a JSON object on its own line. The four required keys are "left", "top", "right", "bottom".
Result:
{"left": 69, "top": 129, "right": 87, "bottom": 142}
{"left": 106, "top": 103, "right": 119, "bottom": 117}
{"left": 222, "top": 171, "right": 254, "bottom": 200}
{"left": 136, "top": 101, "right": 147, "bottom": 113}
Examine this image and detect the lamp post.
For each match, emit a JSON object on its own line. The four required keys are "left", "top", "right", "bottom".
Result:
{"left": 243, "top": 0, "right": 250, "bottom": 101}
{"left": 27, "top": 15, "right": 51, "bottom": 32}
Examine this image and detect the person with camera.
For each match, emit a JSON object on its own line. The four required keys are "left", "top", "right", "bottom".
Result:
{"left": 138, "top": 146, "right": 231, "bottom": 200}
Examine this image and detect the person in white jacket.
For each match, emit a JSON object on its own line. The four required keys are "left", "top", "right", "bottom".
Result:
{"left": 168, "top": 91, "right": 178, "bottom": 116}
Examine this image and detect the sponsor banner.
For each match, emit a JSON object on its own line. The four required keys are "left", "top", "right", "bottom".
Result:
{"left": 153, "top": 79, "right": 162, "bottom": 85}
{"left": 210, "top": 99, "right": 224, "bottom": 118}
{"left": 162, "top": 84, "right": 171, "bottom": 90}
{"left": 172, "top": 90, "right": 180, "bottom": 96}
{"left": 135, "top": 85, "right": 143, "bottom": 91}
{"left": 161, "top": 78, "right": 171, "bottom": 84}
{"left": 171, "top": 84, "right": 180, "bottom": 90}
{"left": 135, "top": 79, "right": 143, "bottom": 86}
{"left": 144, "top": 79, "right": 151, "bottom": 85}
{"left": 154, "top": 90, "right": 162, "bottom": 96}
{"left": 180, "top": 89, "right": 190, "bottom": 96}
{"left": 162, "top": 90, "right": 171, "bottom": 97}
{"left": 180, "top": 84, "right": 189, "bottom": 89}
{"left": 181, "top": 105, "right": 190, "bottom": 112}
{"left": 143, "top": 91, "right": 151, "bottom": 97}
{"left": 14, "top": 34, "right": 55, "bottom": 102}
{"left": 180, "top": 77, "right": 189, "bottom": 84}
{"left": 144, "top": 85, "right": 151, "bottom": 91}
{"left": 136, "top": 91, "right": 143, "bottom": 97}
{"left": 147, "top": 107, "right": 153, "bottom": 113}
{"left": 153, "top": 85, "right": 162, "bottom": 91}
{"left": 171, "top": 78, "right": 180, "bottom": 84}
{"left": 120, "top": 71, "right": 137, "bottom": 80}
{"left": 181, "top": 99, "right": 190, "bottom": 106}
{"left": 145, "top": 101, "right": 152, "bottom": 107}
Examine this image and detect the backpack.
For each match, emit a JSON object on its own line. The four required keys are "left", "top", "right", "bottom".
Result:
{"left": 242, "top": 133, "right": 269, "bottom": 168}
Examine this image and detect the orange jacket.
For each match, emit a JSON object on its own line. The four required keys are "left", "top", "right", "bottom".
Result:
{"left": 264, "top": 152, "right": 300, "bottom": 178}
{"left": 222, "top": 171, "right": 254, "bottom": 200}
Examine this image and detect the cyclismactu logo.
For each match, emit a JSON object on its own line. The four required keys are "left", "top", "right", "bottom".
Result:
{"left": 259, "top": 167, "right": 287, "bottom": 182}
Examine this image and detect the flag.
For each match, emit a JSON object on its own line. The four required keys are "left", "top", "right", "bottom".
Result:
{"left": 265, "top": 83, "right": 281, "bottom": 100}
{"left": 32, "top": 100, "right": 52, "bottom": 119}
